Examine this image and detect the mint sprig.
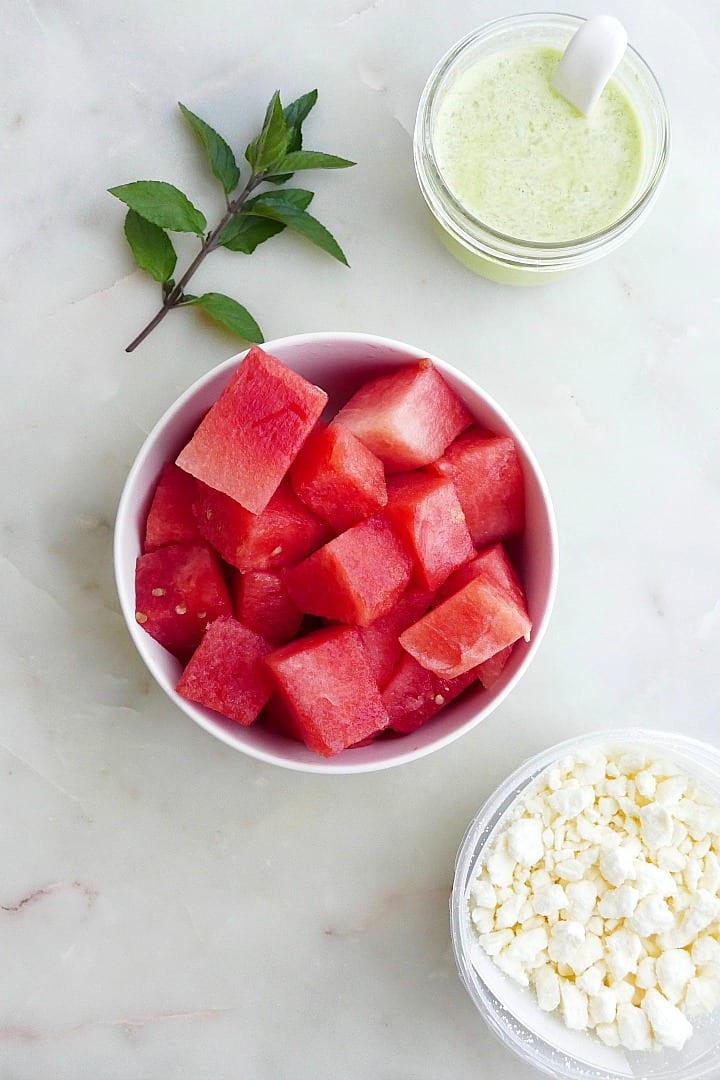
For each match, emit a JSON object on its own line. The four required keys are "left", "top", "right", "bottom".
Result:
{"left": 109, "top": 90, "right": 355, "bottom": 353}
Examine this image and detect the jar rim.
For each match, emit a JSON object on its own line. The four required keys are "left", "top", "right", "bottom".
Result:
{"left": 413, "top": 12, "right": 671, "bottom": 271}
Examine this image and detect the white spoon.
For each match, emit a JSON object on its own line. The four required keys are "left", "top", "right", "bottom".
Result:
{"left": 552, "top": 15, "right": 628, "bottom": 115}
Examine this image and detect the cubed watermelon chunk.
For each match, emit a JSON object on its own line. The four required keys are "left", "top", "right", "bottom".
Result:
{"left": 430, "top": 544, "right": 525, "bottom": 688}
{"left": 383, "top": 654, "right": 479, "bottom": 735}
{"left": 231, "top": 569, "right": 303, "bottom": 645}
{"left": 384, "top": 473, "right": 474, "bottom": 590}
{"left": 134, "top": 541, "right": 232, "bottom": 661}
{"left": 348, "top": 733, "right": 383, "bottom": 748}
{"left": 436, "top": 543, "right": 526, "bottom": 608}
{"left": 260, "top": 693, "right": 304, "bottom": 742}
{"left": 399, "top": 576, "right": 532, "bottom": 679}
{"left": 477, "top": 644, "right": 514, "bottom": 689}
{"left": 332, "top": 361, "right": 472, "bottom": 473}
{"left": 176, "top": 616, "right": 273, "bottom": 725}
{"left": 264, "top": 625, "right": 389, "bottom": 756}
{"left": 143, "top": 462, "right": 200, "bottom": 552}
{"left": 289, "top": 423, "right": 387, "bottom": 532}
{"left": 429, "top": 428, "right": 524, "bottom": 546}
{"left": 356, "top": 585, "right": 434, "bottom": 688}
{"left": 176, "top": 346, "right": 328, "bottom": 514}
{"left": 194, "top": 478, "right": 330, "bottom": 573}
{"left": 284, "top": 516, "right": 413, "bottom": 627}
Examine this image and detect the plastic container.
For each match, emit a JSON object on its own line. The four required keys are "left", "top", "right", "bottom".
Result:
{"left": 414, "top": 14, "right": 670, "bottom": 285}
{"left": 451, "top": 729, "right": 720, "bottom": 1079}
{"left": 114, "top": 331, "right": 558, "bottom": 774}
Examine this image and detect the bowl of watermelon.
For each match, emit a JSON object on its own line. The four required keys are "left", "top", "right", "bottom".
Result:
{"left": 114, "top": 331, "right": 558, "bottom": 773}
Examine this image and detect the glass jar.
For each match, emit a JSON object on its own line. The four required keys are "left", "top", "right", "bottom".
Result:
{"left": 451, "top": 729, "right": 720, "bottom": 1078}
{"left": 413, "top": 14, "right": 670, "bottom": 285}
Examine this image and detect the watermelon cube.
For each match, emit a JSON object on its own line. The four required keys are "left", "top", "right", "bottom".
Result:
{"left": 134, "top": 541, "right": 232, "bottom": 661}
{"left": 231, "top": 569, "right": 303, "bottom": 645}
{"left": 289, "top": 423, "right": 387, "bottom": 533}
{"left": 264, "top": 625, "right": 389, "bottom": 756}
{"left": 176, "top": 616, "right": 273, "bottom": 725}
{"left": 477, "top": 644, "right": 514, "bottom": 689}
{"left": 348, "top": 733, "right": 382, "bottom": 748}
{"left": 436, "top": 543, "right": 526, "bottom": 608}
{"left": 176, "top": 346, "right": 328, "bottom": 514}
{"left": 260, "top": 693, "right": 304, "bottom": 742}
{"left": 429, "top": 428, "right": 524, "bottom": 546}
{"left": 384, "top": 473, "right": 474, "bottom": 590}
{"left": 143, "top": 462, "right": 200, "bottom": 552}
{"left": 383, "top": 653, "right": 479, "bottom": 735}
{"left": 432, "top": 544, "right": 525, "bottom": 688}
{"left": 356, "top": 586, "right": 434, "bottom": 688}
{"left": 332, "top": 361, "right": 473, "bottom": 473}
{"left": 194, "top": 478, "right": 330, "bottom": 573}
{"left": 399, "top": 576, "right": 532, "bottom": 679}
{"left": 284, "top": 516, "right": 413, "bottom": 627}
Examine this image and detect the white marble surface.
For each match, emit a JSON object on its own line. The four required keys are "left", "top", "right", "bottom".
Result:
{"left": 2, "top": 0, "right": 719, "bottom": 1076}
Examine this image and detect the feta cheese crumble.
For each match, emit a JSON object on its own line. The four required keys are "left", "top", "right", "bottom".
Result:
{"left": 468, "top": 745, "right": 720, "bottom": 1052}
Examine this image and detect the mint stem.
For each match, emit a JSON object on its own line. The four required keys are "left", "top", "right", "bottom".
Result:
{"left": 125, "top": 175, "right": 263, "bottom": 353}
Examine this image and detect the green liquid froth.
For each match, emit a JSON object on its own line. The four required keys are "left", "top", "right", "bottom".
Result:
{"left": 433, "top": 46, "right": 644, "bottom": 243}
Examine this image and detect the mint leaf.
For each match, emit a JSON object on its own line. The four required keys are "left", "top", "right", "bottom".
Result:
{"left": 220, "top": 216, "right": 285, "bottom": 253}
{"left": 124, "top": 210, "right": 176, "bottom": 282}
{"left": 185, "top": 293, "right": 264, "bottom": 342}
{"left": 282, "top": 89, "right": 318, "bottom": 133}
{"left": 269, "top": 150, "right": 355, "bottom": 176}
{"left": 109, "top": 181, "right": 207, "bottom": 235}
{"left": 244, "top": 188, "right": 314, "bottom": 212}
{"left": 244, "top": 199, "right": 349, "bottom": 265}
{"left": 269, "top": 90, "right": 319, "bottom": 184}
{"left": 178, "top": 103, "right": 240, "bottom": 194}
{"left": 245, "top": 91, "right": 290, "bottom": 176}
{"left": 220, "top": 191, "right": 314, "bottom": 252}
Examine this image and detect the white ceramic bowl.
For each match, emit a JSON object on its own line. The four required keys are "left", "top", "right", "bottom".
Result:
{"left": 451, "top": 729, "right": 720, "bottom": 1079}
{"left": 114, "top": 331, "right": 558, "bottom": 773}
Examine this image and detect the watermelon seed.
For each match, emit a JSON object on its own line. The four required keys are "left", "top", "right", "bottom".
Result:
{"left": 152, "top": 587, "right": 166, "bottom": 597}
{"left": 135, "top": 612, "right": 148, "bottom": 624}
{"left": 197, "top": 611, "right": 207, "bottom": 619}
{"left": 434, "top": 694, "right": 445, "bottom": 705}
{"left": 175, "top": 605, "right": 188, "bottom": 615}
{"left": 270, "top": 546, "right": 282, "bottom": 557}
